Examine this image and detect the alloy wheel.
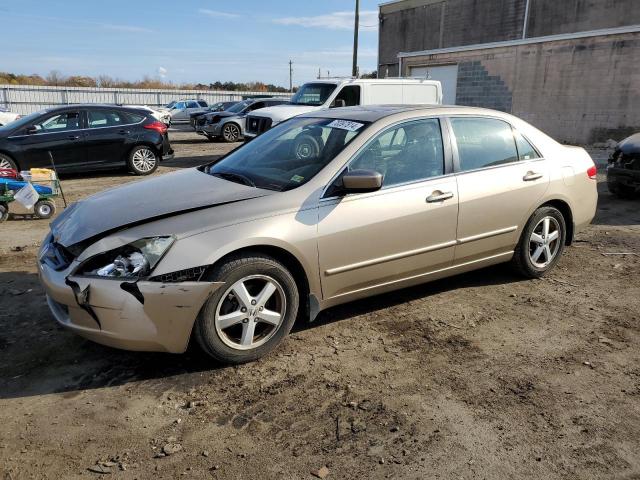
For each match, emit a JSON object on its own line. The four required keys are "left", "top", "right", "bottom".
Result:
{"left": 132, "top": 148, "right": 157, "bottom": 173}
{"left": 0, "top": 158, "right": 14, "bottom": 170}
{"left": 528, "top": 216, "right": 561, "bottom": 268}
{"left": 223, "top": 124, "right": 240, "bottom": 142}
{"left": 214, "top": 275, "right": 286, "bottom": 350}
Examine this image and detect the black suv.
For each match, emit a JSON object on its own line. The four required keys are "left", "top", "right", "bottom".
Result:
{"left": 0, "top": 105, "right": 174, "bottom": 176}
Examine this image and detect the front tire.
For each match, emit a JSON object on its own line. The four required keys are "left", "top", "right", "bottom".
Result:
{"left": 511, "top": 206, "right": 566, "bottom": 278}
{"left": 195, "top": 254, "right": 299, "bottom": 364}
{"left": 0, "top": 153, "right": 18, "bottom": 171}
{"left": 128, "top": 146, "right": 158, "bottom": 176}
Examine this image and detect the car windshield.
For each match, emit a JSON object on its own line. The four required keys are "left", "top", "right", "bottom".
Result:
{"left": 226, "top": 101, "right": 250, "bottom": 114}
{"left": 165, "top": 101, "right": 176, "bottom": 109}
{"left": 0, "top": 110, "right": 45, "bottom": 133}
{"left": 290, "top": 83, "right": 338, "bottom": 106}
{"left": 205, "top": 117, "right": 368, "bottom": 191}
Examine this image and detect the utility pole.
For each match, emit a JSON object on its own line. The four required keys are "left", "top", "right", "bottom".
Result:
{"left": 352, "top": 0, "right": 360, "bottom": 78}
{"left": 289, "top": 60, "right": 293, "bottom": 93}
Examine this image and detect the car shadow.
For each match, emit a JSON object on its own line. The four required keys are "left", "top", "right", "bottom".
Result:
{"left": 296, "top": 263, "right": 525, "bottom": 332}
{"left": 0, "top": 264, "right": 525, "bottom": 400}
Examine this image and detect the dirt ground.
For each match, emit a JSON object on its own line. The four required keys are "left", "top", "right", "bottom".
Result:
{"left": 0, "top": 128, "right": 639, "bottom": 480}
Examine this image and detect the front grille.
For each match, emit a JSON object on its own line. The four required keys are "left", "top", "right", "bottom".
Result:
{"left": 246, "top": 116, "right": 272, "bottom": 136}
{"left": 149, "top": 266, "right": 207, "bottom": 283}
{"left": 197, "top": 117, "right": 207, "bottom": 126}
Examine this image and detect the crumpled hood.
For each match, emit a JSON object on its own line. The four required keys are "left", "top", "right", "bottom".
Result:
{"left": 250, "top": 105, "right": 321, "bottom": 124}
{"left": 50, "top": 168, "right": 274, "bottom": 248}
{"left": 204, "top": 111, "right": 241, "bottom": 122}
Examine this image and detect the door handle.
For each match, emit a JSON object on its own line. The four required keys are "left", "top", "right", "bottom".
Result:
{"left": 426, "top": 191, "right": 454, "bottom": 203}
{"left": 523, "top": 171, "right": 543, "bottom": 181}
{"left": 118, "top": 129, "right": 130, "bottom": 135}
{"left": 67, "top": 135, "right": 80, "bottom": 140}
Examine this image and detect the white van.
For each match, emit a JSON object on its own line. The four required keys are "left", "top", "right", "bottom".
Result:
{"left": 244, "top": 78, "right": 442, "bottom": 139}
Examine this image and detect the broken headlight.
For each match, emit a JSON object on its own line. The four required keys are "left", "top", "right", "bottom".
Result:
{"left": 78, "top": 236, "right": 175, "bottom": 279}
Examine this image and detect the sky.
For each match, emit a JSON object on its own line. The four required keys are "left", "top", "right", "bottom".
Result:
{"left": 0, "top": 0, "right": 381, "bottom": 88}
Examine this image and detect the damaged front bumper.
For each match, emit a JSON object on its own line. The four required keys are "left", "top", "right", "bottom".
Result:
{"left": 39, "top": 261, "right": 223, "bottom": 353}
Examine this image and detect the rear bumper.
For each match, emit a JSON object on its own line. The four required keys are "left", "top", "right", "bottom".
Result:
{"left": 39, "top": 261, "right": 222, "bottom": 353}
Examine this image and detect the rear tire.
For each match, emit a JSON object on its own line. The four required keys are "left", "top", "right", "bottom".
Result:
{"left": 195, "top": 253, "right": 299, "bottom": 364}
{"left": 128, "top": 146, "right": 158, "bottom": 176}
{"left": 34, "top": 200, "right": 56, "bottom": 219}
{"left": 511, "top": 206, "right": 566, "bottom": 278}
{"left": 0, "top": 153, "right": 17, "bottom": 171}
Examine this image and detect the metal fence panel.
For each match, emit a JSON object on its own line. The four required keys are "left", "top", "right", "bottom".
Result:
{"left": 0, "top": 85, "right": 291, "bottom": 115}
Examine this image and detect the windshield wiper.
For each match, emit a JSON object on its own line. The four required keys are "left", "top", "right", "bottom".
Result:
{"left": 211, "top": 171, "right": 256, "bottom": 188}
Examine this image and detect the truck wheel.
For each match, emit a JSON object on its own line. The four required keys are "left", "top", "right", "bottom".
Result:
{"left": 195, "top": 253, "right": 299, "bottom": 364}
{"left": 293, "top": 134, "right": 323, "bottom": 160}
{"left": 0, "top": 153, "right": 17, "bottom": 171}
{"left": 128, "top": 146, "right": 158, "bottom": 175}
{"left": 0, "top": 203, "right": 8, "bottom": 222}
{"left": 34, "top": 200, "right": 56, "bottom": 219}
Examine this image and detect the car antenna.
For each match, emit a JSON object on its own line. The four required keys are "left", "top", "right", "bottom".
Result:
{"left": 47, "top": 150, "right": 68, "bottom": 208}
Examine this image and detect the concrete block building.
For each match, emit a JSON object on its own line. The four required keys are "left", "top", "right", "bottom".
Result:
{"left": 377, "top": 0, "right": 640, "bottom": 143}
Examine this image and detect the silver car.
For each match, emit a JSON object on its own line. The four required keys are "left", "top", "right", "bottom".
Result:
{"left": 197, "top": 98, "right": 288, "bottom": 143}
{"left": 39, "top": 105, "right": 598, "bottom": 364}
{"left": 164, "top": 99, "right": 208, "bottom": 123}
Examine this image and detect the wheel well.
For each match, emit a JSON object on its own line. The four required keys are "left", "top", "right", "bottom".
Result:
{"left": 129, "top": 142, "right": 160, "bottom": 160}
{"left": 205, "top": 245, "right": 311, "bottom": 316}
{"left": 541, "top": 199, "right": 574, "bottom": 245}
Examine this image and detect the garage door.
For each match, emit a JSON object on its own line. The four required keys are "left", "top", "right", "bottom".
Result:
{"left": 410, "top": 64, "right": 458, "bottom": 105}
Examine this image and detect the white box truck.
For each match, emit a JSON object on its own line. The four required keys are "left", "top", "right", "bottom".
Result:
{"left": 244, "top": 78, "right": 442, "bottom": 139}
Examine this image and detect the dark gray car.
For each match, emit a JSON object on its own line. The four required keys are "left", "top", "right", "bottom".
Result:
{"left": 196, "top": 98, "right": 288, "bottom": 143}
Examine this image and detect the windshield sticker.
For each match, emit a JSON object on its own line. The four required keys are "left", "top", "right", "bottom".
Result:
{"left": 290, "top": 175, "right": 305, "bottom": 183}
{"left": 327, "top": 120, "right": 364, "bottom": 132}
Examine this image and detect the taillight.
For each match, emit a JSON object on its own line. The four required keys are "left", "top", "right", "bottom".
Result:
{"left": 144, "top": 120, "right": 168, "bottom": 134}
{"left": 587, "top": 165, "right": 597, "bottom": 180}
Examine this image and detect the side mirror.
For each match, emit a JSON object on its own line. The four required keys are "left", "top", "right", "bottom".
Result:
{"left": 26, "top": 126, "right": 38, "bottom": 135}
{"left": 341, "top": 169, "right": 383, "bottom": 193}
{"left": 331, "top": 98, "right": 346, "bottom": 108}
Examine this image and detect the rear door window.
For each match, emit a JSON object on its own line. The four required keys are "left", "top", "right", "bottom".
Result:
{"left": 87, "top": 110, "right": 128, "bottom": 128}
{"left": 450, "top": 117, "right": 519, "bottom": 172}
{"left": 513, "top": 130, "right": 541, "bottom": 160}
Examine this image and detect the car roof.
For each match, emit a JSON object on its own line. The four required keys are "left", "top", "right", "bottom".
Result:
{"left": 297, "top": 105, "right": 510, "bottom": 123}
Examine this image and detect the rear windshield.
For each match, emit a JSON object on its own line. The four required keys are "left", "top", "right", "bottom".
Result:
{"left": 205, "top": 117, "right": 369, "bottom": 191}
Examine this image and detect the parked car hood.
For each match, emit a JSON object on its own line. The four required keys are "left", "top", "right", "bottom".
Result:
{"left": 249, "top": 105, "right": 321, "bottom": 124}
{"left": 50, "top": 168, "right": 274, "bottom": 249}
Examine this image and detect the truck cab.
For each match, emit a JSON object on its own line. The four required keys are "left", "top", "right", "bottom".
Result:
{"left": 244, "top": 78, "right": 443, "bottom": 139}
